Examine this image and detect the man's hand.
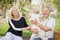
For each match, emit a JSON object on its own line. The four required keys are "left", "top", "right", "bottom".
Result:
{"left": 29, "top": 28, "right": 39, "bottom": 34}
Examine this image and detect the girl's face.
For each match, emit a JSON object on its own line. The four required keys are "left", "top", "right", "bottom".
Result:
{"left": 32, "top": 7, "right": 40, "bottom": 14}
{"left": 33, "top": 9, "right": 40, "bottom": 14}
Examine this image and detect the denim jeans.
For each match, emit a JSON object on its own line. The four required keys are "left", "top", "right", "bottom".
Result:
{"left": 34, "top": 38, "right": 53, "bottom": 40}
{"left": 0, "top": 32, "right": 23, "bottom": 40}
{"left": 48, "top": 38, "right": 54, "bottom": 40}
{"left": 34, "top": 38, "right": 42, "bottom": 40}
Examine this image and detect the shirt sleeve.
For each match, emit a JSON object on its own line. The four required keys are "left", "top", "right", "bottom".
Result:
{"left": 47, "top": 19, "right": 56, "bottom": 31}
{"left": 8, "top": 19, "right": 22, "bottom": 31}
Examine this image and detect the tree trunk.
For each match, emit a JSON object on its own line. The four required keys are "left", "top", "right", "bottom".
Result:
{"left": 2, "top": 3, "right": 7, "bottom": 18}
{"left": 16, "top": 0, "right": 20, "bottom": 9}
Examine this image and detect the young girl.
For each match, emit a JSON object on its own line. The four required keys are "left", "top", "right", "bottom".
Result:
{"left": 30, "top": 6, "right": 42, "bottom": 40}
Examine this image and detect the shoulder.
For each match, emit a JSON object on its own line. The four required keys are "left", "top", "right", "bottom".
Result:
{"left": 8, "top": 18, "right": 12, "bottom": 22}
{"left": 50, "top": 17, "right": 55, "bottom": 21}
{"left": 21, "top": 17, "right": 26, "bottom": 21}
{"left": 49, "top": 17, "right": 56, "bottom": 23}
{"left": 21, "top": 17, "right": 25, "bottom": 19}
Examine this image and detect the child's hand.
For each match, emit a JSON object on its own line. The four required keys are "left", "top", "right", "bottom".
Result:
{"left": 29, "top": 28, "right": 39, "bottom": 34}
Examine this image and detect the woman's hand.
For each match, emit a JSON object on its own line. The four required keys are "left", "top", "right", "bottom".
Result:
{"left": 21, "top": 28, "right": 27, "bottom": 31}
{"left": 25, "top": 26, "right": 31, "bottom": 30}
{"left": 21, "top": 26, "right": 31, "bottom": 31}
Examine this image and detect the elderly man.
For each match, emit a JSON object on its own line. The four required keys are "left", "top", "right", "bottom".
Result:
{"left": 30, "top": 6, "right": 56, "bottom": 40}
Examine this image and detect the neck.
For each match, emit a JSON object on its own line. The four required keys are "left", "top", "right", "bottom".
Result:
{"left": 13, "top": 16, "right": 19, "bottom": 19}
{"left": 45, "top": 16, "right": 49, "bottom": 18}
{"left": 43, "top": 15, "right": 49, "bottom": 18}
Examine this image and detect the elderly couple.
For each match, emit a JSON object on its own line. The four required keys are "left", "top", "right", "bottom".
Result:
{"left": 1, "top": 6, "right": 56, "bottom": 40}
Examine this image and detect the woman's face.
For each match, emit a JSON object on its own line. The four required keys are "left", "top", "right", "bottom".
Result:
{"left": 12, "top": 8, "right": 19, "bottom": 16}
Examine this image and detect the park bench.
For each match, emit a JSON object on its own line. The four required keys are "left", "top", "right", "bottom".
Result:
{"left": 54, "top": 30, "right": 60, "bottom": 40}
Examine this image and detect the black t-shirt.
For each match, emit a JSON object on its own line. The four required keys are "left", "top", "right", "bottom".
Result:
{"left": 7, "top": 17, "right": 28, "bottom": 36}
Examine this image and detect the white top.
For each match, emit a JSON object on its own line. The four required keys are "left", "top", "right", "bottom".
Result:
{"left": 30, "top": 13, "right": 41, "bottom": 34}
{"left": 30, "top": 13, "right": 40, "bottom": 21}
{"left": 38, "top": 17, "right": 56, "bottom": 38}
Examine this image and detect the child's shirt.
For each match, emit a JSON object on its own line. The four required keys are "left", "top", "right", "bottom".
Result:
{"left": 30, "top": 13, "right": 41, "bottom": 35}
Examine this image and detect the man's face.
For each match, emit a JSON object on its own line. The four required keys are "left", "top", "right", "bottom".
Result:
{"left": 42, "top": 8, "right": 50, "bottom": 17}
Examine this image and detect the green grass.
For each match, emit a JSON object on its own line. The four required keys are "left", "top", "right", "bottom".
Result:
{"left": 55, "top": 18, "right": 60, "bottom": 30}
{"left": 0, "top": 22, "right": 9, "bottom": 35}
{"left": 0, "top": 18, "right": 60, "bottom": 37}
{"left": 22, "top": 30, "right": 32, "bottom": 38}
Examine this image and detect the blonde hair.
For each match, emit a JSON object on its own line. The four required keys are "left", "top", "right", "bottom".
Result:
{"left": 10, "top": 7, "right": 22, "bottom": 18}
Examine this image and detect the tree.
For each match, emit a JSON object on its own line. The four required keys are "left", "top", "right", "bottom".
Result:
{"left": 53, "top": 0, "right": 60, "bottom": 18}
{"left": 0, "top": 0, "right": 31, "bottom": 19}
{"left": 0, "top": 0, "right": 15, "bottom": 18}
{"left": 20, "top": 0, "right": 31, "bottom": 15}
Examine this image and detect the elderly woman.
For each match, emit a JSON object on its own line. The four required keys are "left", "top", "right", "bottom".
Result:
{"left": 0, "top": 8, "right": 30, "bottom": 40}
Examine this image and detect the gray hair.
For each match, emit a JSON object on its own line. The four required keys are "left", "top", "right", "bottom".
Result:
{"left": 44, "top": 6, "right": 53, "bottom": 12}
